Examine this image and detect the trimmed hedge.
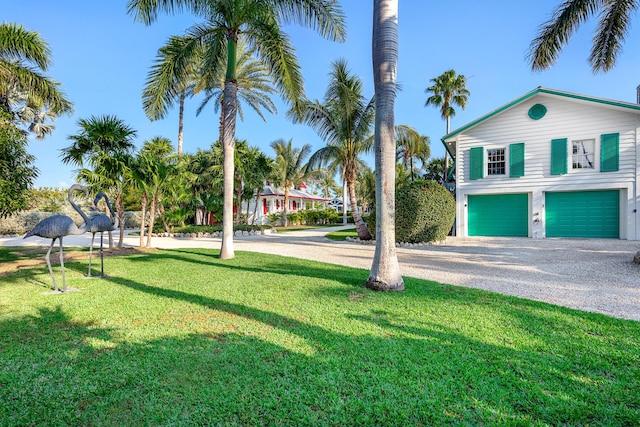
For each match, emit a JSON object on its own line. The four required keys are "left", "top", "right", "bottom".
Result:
{"left": 366, "top": 180, "right": 455, "bottom": 243}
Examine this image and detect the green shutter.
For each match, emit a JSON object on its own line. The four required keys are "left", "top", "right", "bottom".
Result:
{"left": 600, "top": 133, "right": 619, "bottom": 172}
{"left": 469, "top": 147, "right": 483, "bottom": 180}
{"left": 509, "top": 142, "right": 525, "bottom": 177}
{"left": 551, "top": 138, "right": 567, "bottom": 175}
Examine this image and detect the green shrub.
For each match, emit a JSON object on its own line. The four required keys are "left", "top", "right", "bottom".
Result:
{"left": 367, "top": 180, "right": 455, "bottom": 243}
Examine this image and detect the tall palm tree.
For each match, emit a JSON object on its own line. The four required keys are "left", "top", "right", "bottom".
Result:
{"left": 61, "top": 115, "right": 137, "bottom": 248}
{"left": 270, "top": 139, "right": 314, "bottom": 227}
{"left": 425, "top": 69, "right": 469, "bottom": 176}
{"left": 195, "top": 37, "right": 278, "bottom": 141}
{"left": 366, "top": 0, "right": 404, "bottom": 292}
{"left": 396, "top": 124, "right": 430, "bottom": 182}
{"left": 142, "top": 36, "right": 200, "bottom": 157}
{"left": 128, "top": 0, "right": 346, "bottom": 260}
{"left": 295, "top": 59, "right": 374, "bottom": 240}
{"left": 528, "top": 0, "right": 638, "bottom": 73}
{"left": 0, "top": 23, "right": 73, "bottom": 136}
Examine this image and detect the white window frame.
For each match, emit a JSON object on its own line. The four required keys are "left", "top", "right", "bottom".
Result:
{"left": 487, "top": 147, "right": 506, "bottom": 176}
{"left": 572, "top": 139, "right": 596, "bottom": 170}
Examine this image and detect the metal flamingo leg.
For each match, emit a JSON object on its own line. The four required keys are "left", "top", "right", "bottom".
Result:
{"left": 45, "top": 238, "right": 58, "bottom": 292}
{"left": 100, "top": 232, "right": 105, "bottom": 277}
{"left": 88, "top": 233, "right": 95, "bottom": 277}
{"left": 59, "top": 237, "right": 66, "bottom": 292}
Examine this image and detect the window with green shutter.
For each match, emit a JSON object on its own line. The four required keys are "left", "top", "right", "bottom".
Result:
{"left": 600, "top": 133, "right": 619, "bottom": 172}
{"left": 551, "top": 138, "right": 568, "bottom": 175}
{"left": 509, "top": 142, "right": 525, "bottom": 177}
{"left": 469, "top": 147, "right": 483, "bottom": 180}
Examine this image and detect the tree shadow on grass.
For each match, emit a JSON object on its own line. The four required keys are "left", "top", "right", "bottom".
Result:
{"left": 2, "top": 272, "right": 640, "bottom": 426}
{"left": 117, "top": 248, "right": 369, "bottom": 288}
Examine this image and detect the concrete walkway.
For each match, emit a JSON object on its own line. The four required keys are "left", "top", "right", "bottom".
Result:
{"left": 3, "top": 226, "right": 639, "bottom": 321}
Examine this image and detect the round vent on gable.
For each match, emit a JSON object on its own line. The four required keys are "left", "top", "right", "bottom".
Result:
{"left": 528, "top": 103, "right": 547, "bottom": 120}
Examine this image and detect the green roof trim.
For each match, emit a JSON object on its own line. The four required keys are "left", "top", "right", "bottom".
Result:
{"left": 441, "top": 87, "right": 640, "bottom": 148}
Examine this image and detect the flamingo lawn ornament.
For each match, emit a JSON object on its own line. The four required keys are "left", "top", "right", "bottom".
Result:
{"left": 86, "top": 192, "right": 117, "bottom": 277}
{"left": 23, "top": 184, "right": 89, "bottom": 292}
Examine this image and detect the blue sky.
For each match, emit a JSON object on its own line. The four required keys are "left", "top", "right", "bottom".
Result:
{"left": 6, "top": 1, "right": 640, "bottom": 188}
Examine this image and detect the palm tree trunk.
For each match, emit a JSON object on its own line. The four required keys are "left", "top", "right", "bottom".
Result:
{"left": 342, "top": 178, "right": 348, "bottom": 225}
{"left": 235, "top": 178, "right": 243, "bottom": 224}
{"left": 283, "top": 188, "right": 290, "bottom": 227}
{"left": 139, "top": 192, "right": 148, "bottom": 248}
{"left": 443, "top": 116, "right": 450, "bottom": 181}
{"left": 146, "top": 192, "right": 157, "bottom": 248}
{"left": 367, "top": 0, "right": 404, "bottom": 292}
{"left": 177, "top": 90, "right": 185, "bottom": 157}
{"left": 116, "top": 192, "right": 125, "bottom": 249}
{"left": 220, "top": 80, "right": 238, "bottom": 259}
{"left": 252, "top": 193, "right": 260, "bottom": 225}
{"left": 347, "top": 175, "right": 372, "bottom": 240}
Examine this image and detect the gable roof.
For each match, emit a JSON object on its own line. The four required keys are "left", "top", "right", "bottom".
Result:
{"left": 260, "top": 184, "right": 329, "bottom": 202}
{"left": 441, "top": 87, "right": 640, "bottom": 157}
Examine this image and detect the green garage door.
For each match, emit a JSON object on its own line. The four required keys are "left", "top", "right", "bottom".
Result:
{"left": 468, "top": 194, "right": 528, "bottom": 237}
{"left": 546, "top": 190, "right": 619, "bottom": 238}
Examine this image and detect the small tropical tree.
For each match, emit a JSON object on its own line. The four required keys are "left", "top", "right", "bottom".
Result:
{"left": 0, "top": 23, "right": 73, "bottom": 137}
{"left": 529, "top": 0, "right": 640, "bottom": 73}
{"left": 396, "top": 124, "right": 430, "bottom": 181}
{"left": 133, "top": 137, "right": 177, "bottom": 247}
{"left": 423, "top": 156, "right": 446, "bottom": 182}
{"left": 270, "top": 139, "right": 314, "bottom": 227}
{"left": 425, "top": 69, "right": 469, "bottom": 176}
{"left": 0, "top": 113, "right": 38, "bottom": 217}
{"left": 367, "top": 0, "right": 404, "bottom": 291}
{"left": 128, "top": 0, "right": 346, "bottom": 260}
{"left": 295, "top": 59, "right": 374, "bottom": 240}
{"left": 61, "top": 115, "right": 136, "bottom": 248}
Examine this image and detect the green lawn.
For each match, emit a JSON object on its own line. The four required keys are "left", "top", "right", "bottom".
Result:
{"left": 1, "top": 248, "right": 639, "bottom": 426}
{"left": 325, "top": 227, "right": 358, "bottom": 241}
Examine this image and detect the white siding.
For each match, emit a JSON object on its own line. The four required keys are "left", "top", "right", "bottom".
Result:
{"left": 453, "top": 93, "right": 639, "bottom": 239}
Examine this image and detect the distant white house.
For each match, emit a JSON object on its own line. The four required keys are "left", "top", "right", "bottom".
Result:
{"left": 242, "top": 183, "right": 330, "bottom": 225}
{"left": 443, "top": 87, "right": 640, "bottom": 240}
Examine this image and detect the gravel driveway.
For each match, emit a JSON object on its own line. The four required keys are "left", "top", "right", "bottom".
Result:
{"left": 4, "top": 227, "right": 639, "bottom": 321}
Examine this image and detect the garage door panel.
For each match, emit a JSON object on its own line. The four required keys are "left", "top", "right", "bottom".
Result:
{"left": 468, "top": 194, "right": 528, "bottom": 237}
{"left": 546, "top": 190, "right": 619, "bottom": 238}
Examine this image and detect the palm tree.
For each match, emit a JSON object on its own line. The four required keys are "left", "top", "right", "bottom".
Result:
{"left": 195, "top": 37, "right": 278, "bottom": 143}
{"left": 183, "top": 148, "right": 223, "bottom": 225}
{"left": 423, "top": 156, "right": 446, "bottom": 182}
{"left": 425, "top": 69, "right": 469, "bottom": 176}
{"left": 529, "top": 0, "right": 639, "bottom": 73}
{"left": 366, "top": 0, "right": 404, "bottom": 292}
{"left": 142, "top": 36, "right": 200, "bottom": 157}
{"left": 0, "top": 23, "right": 73, "bottom": 136}
{"left": 396, "top": 124, "right": 430, "bottom": 181}
{"left": 131, "top": 137, "right": 177, "bottom": 247}
{"left": 61, "top": 115, "right": 137, "bottom": 248}
{"left": 355, "top": 166, "right": 375, "bottom": 216}
{"left": 128, "top": 0, "right": 346, "bottom": 260}
{"left": 270, "top": 139, "right": 314, "bottom": 227}
{"left": 295, "top": 59, "right": 374, "bottom": 240}
{"left": 138, "top": 137, "right": 177, "bottom": 247}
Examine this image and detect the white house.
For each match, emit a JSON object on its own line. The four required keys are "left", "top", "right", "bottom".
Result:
{"left": 242, "top": 183, "right": 330, "bottom": 225}
{"left": 443, "top": 87, "right": 640, "bottom": 240}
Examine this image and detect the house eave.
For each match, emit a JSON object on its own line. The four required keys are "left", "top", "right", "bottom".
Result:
{"left": 441, "top": 86, "right": 640, "bottom": 160}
